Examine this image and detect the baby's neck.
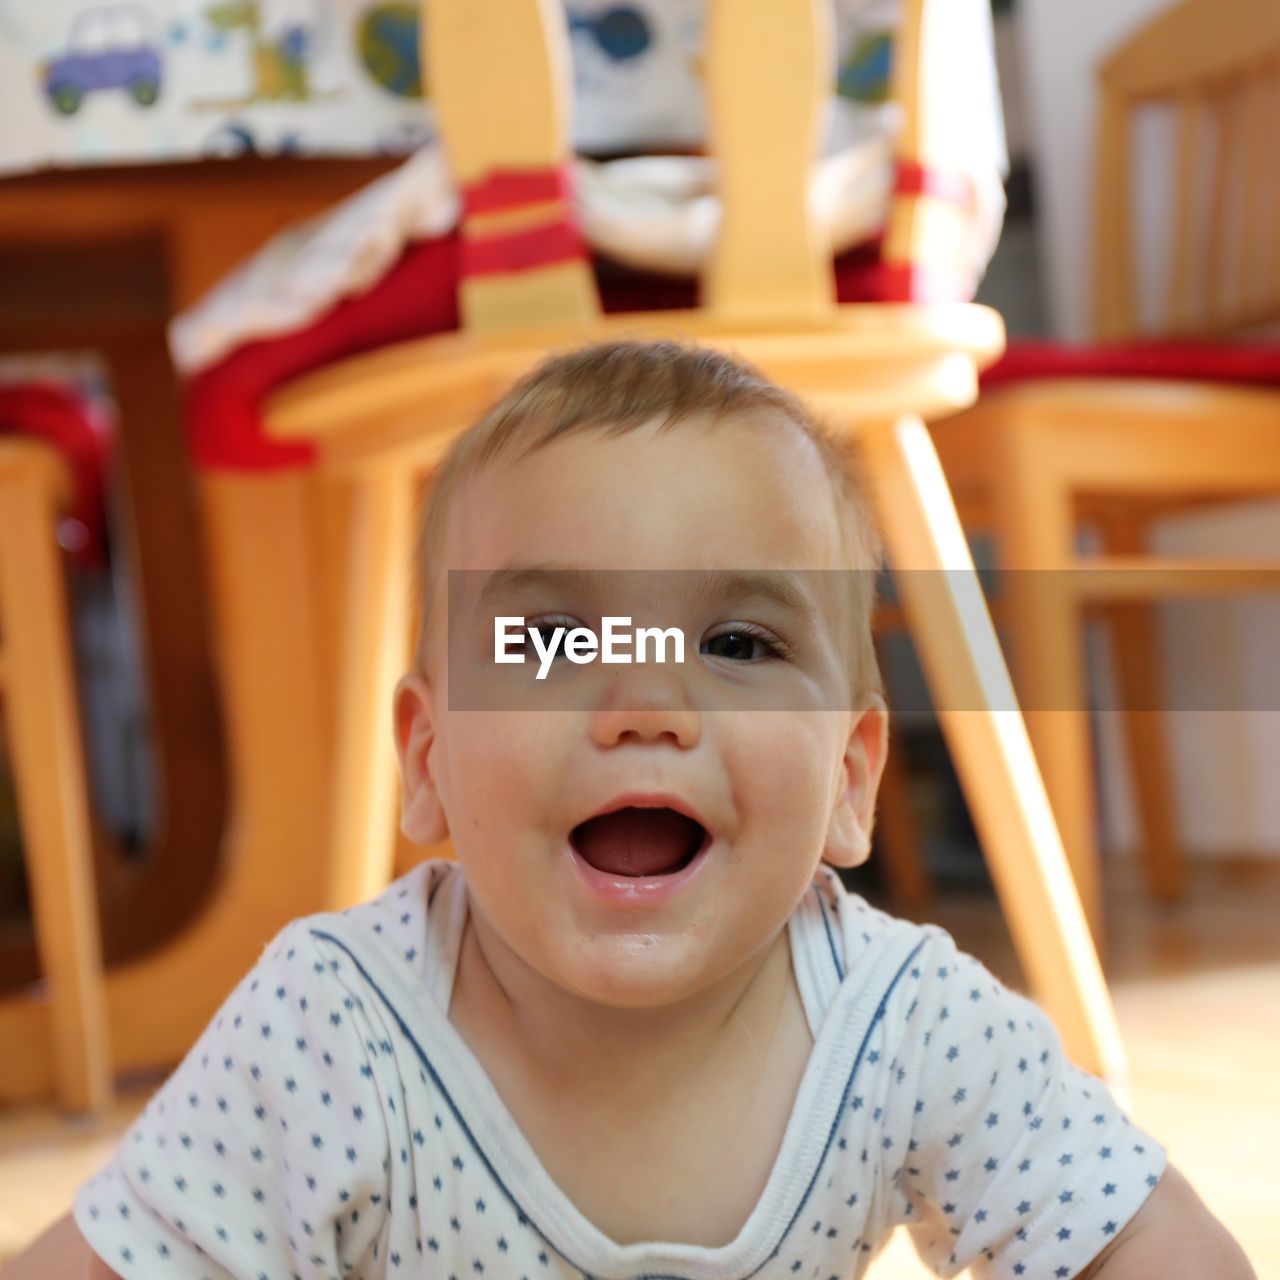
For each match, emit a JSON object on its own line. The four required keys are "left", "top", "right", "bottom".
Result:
{"left": 448, "top": 906, "right": 803, "bottom": 1105}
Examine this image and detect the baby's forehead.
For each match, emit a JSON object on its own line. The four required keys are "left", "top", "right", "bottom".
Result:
{"left": 446, "top": 408, "right": 857, "bottom": 570}
{"left": 450, "top": 428, "right": 863, "bottom": 638}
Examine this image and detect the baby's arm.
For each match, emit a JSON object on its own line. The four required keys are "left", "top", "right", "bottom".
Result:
{"left": 875, "top": 922, "right": 1255, "bottom": 1279}
{"left": 51, "top": 918, "right": 395, "bottom": 1280}
{"left": 1078, "top": 1164, "right": 1255, "bottom": 1279}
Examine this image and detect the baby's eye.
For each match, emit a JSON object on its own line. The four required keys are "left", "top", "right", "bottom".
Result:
{"left": 519, "top": 614, "right": 581, "bottom": 659}
{"left": 700, "top": 625, "right": 789, "bottom": 663}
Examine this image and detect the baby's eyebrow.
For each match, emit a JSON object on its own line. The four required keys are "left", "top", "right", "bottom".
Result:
{"left": 477, "top": 564, "right": 602, "bottom": 607}
{"left": 475, "top": 565, "right": 821, "bottom": 623}
{"left": 694, "top": 569, "right": 817, "bottom": 620}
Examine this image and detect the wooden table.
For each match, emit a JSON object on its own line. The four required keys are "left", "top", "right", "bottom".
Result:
{"left": 0, "top": 157, "right": 398, "bottom": 988}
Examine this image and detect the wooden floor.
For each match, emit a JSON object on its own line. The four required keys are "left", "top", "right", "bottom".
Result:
{"left": 0, "top": 854, "right": 1276, "bottom": 1277}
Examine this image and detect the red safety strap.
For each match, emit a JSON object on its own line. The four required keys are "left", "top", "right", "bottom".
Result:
{"left": 459, "top": 165, "right": 586, "bottom": 277}
{"left": 460, "top": 216, "right": 587, "bottom": 277}
{"left": 461, "top": 165, "right": 576, "bottom": 216}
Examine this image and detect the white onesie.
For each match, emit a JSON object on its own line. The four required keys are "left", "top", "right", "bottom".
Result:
{"left": 75, "top": 861, "right": 1164, "bottom": 1279}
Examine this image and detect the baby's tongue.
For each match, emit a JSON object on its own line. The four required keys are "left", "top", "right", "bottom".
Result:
{"left": 572, "top": 807, "right": 703, "bottom": 877}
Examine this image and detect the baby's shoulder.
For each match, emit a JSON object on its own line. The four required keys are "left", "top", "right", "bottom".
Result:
{"left": 217, "top": 859, "right": 454, "bottom": 1035}
{"left": 809, "top": 865, "right": 957, "bottom": 975}
{"left": 319, "top": 858, "right": 451, "bottom": 977}
{"left": 808, "top": 867, "right": 1029, "bottom": 1043}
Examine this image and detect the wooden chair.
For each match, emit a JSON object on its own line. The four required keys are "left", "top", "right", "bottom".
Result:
{"left": 928, "top": 0, "right": 1280, "bottom": 945}
{"left": 0, "top": 0, "right": 1128, "bottom": 1106}
{"left": 0, "top": 438, "right": 110, "bottom": 1113}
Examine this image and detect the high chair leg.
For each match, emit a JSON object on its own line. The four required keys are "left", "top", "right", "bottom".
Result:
{"left": 991, "top": 415, "right": 1103, "bottom": 950}
{"left": 319, "top": 463, "right": 415, "bottom": 908}
{"left": 857, "top": 414, "right": 1128, "bottom": 1089}
{"left": 0, "top": 443, "right": 111, "bottom": 1113}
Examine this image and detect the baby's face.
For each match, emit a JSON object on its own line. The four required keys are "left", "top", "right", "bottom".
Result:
{"left": 395, "top": 411, "right": 886, "bottom": 1010}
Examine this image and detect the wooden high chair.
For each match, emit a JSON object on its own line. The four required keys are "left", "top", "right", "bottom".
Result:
{"left": 0, "top": 438, "right": 110, "bottom": 1112}
{"left": 0, "top": 0, "right": 1128, "bottom": 1106}
{"left": 928, "top": 0, "right": 1280, "bottom": 943}
{"left": 260, "top": 0, "right": 1126, "bottom": 1084}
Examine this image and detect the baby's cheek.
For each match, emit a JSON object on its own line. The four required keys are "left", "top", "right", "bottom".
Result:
{"left": 729, "top": 715, "right": 837, "bottom": 844}
{"left": 448, "top": 711, "right": 567, "bottom": 830}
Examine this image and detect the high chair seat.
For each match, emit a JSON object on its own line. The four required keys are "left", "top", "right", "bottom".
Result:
{"left": 183, "top": 234, "right": 888, "bottom": 470}
{"left": 264, "top": 298, "right": 1005, "bottom": 466}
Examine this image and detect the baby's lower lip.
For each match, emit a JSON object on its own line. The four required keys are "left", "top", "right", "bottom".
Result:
{"left": 564, "top": 833, "right": 713, "bottom": 907}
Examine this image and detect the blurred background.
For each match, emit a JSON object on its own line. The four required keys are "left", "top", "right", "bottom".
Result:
{"left": 0, "top": 0, "right": 1277, "bottom": 1274}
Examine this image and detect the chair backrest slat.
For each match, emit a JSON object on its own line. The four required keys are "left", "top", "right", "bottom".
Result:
{"left": 1273, "top": 74, "right": 1280, "bottom": 306}
{"left": 1238, "top": 73, "right": 1273, "bottom": 316}
{"left": 1167, "top": 92, "right": 1203, "bottom": 332}
{"left": 1205, "top": 86, "right": 1239, "bottom": 328}
{"left": 1273, "top": 74, "right": 1280, "bottom": 307}
{"left": 1093, "top": 88, "right": 1136, "bottom": 339}
{"left": 424, "top": 0, "right": 600, "bottom": 332}
{"left": 703, "top": 0, "right": 834, "bottom": 314}
{"left": 1094, "top": 0, "right": 1280, "bottom": 339}
{"left": 424, "top": 0, "right": 968, "bottom": 325}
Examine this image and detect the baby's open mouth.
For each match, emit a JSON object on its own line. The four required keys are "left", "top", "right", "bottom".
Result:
{"left": 570, "top": 807, "right": 709, "bottom": 878}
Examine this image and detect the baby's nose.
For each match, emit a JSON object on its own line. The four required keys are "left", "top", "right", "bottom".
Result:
{"left": 587, "top": 672, "right": 701, "bottom": 749}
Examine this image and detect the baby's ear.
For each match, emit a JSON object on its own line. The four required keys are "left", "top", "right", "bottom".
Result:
{"left": 823, "top": 694, "right": 889, "bottom": 870}
{"left": 393, "top": 672, "right": 450, "bottom": 847}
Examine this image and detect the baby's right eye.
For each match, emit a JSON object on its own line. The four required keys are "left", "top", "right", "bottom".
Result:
{"left": 520, "top": 614, "right": 581, "bottom": 659}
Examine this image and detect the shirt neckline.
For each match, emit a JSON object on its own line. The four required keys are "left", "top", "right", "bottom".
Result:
{"left": 318, "top": 863, "right": 924, "bottom": 1280}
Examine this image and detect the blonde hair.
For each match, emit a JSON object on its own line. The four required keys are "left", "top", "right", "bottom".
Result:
{"left": 414, "top": 339, "right": 884, "bottom": 696}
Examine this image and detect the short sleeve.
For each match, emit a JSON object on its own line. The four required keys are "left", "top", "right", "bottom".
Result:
{"left": 883, "top": 929, "right": 1167, "bottom": 1280}
{"left": 73, "top": 919, "right": 394, "bottom": 1280}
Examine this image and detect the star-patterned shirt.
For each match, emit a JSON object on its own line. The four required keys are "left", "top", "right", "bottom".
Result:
{"left": 75, "top": 859, "right": 1165, "bottom": 1280}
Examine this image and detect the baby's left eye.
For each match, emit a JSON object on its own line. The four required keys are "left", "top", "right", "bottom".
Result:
{"left": 700, "top": 628, "right": 787, "bottom": 662}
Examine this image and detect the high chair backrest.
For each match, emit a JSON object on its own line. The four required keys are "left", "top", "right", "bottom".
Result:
{"left": 1094, "top": 0, "right": 1280, "bottom": 339}
{"left": 427, "top": 0, "right": 978, "bottom": 333}
{"left": 427, "top": 0, "right": 599, "bottom": 330}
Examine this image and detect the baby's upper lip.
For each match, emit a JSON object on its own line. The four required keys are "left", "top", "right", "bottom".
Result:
{"left": 572, "top": 791, "right": 712, "bottom": 836}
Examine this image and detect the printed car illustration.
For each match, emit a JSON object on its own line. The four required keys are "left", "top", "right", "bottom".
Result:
{"left": 43, "top": 4, "right": 164, "bottom": 116}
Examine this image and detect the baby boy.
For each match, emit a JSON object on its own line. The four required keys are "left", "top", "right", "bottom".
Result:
{"left": 12, "top": 339, "right": 1253, "bottom": 1279}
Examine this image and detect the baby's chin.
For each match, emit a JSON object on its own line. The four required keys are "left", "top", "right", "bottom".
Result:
{"left": 539, "top": 926, "right": 765, "bottom": 1012}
